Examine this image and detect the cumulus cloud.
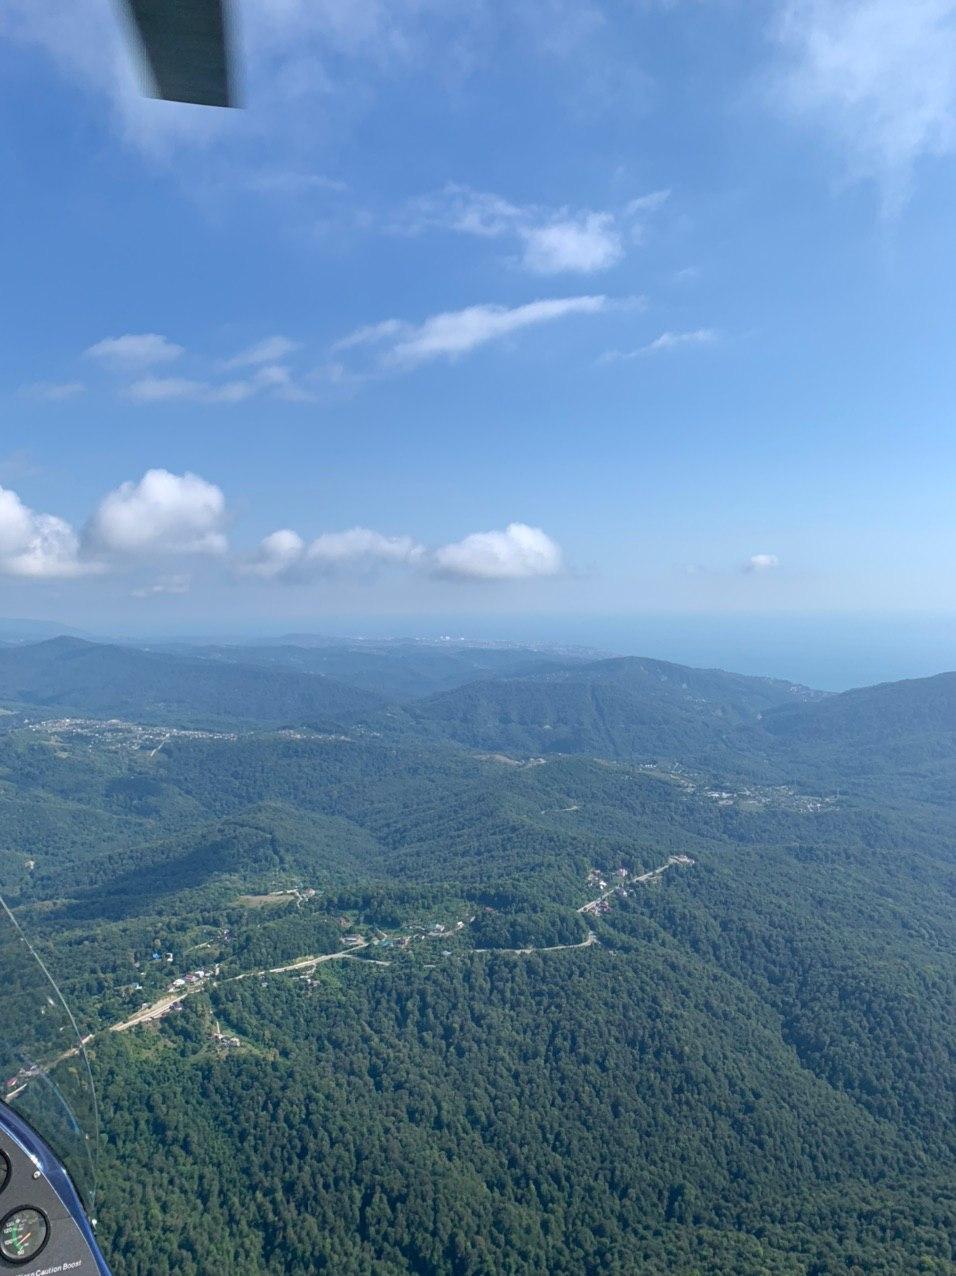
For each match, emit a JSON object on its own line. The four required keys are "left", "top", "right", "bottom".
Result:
{"left": 400, "top": 184, "right": 669, "bottom": 274}
{"left": 240, "top": 529, "right": 308, "bottom": 580}
{"left": 241, "top": 526, "right": 425, "bottom": 580}
{"left": 0, "top": 486, "right": 98, "bottom": 578}
{"left": 772, "top": 0, "right": 956, "bottom": 212}
{"left": 307, "top": 528, "right": 425, "bottom": 569}
{"left": 85, "top": 469, "right": 229, "bottom": 557}
{"left": 601, "top": 328, "right": 717, "bottom": 361}
{"left": 85, "top": 333, "right": 184, "bottom": 368}
{"left": 746, "top": 553, "right": 781, "bottom": 572}
{"left": 433, "top": 523, "right": 564, "bottom": 580}
{"left": 242, "top": 522, "right": 562, "bottom": 583}
{"left": 337, "top": 296, "right": 608, "bottom": 369}
{"left": 0, "top": 470, "right": 566, "bottom": 593}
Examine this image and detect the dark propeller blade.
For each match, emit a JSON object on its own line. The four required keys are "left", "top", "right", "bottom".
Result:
{"left": 123, "top": 0, "right": 236, "bottom": 107}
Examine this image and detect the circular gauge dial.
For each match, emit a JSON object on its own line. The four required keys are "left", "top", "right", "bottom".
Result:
{"left": 0, "top": 1153, "right": 8, "bottom": 1196}
{"left": 0, "top": 1208, "right": 49, "bottom": 1264}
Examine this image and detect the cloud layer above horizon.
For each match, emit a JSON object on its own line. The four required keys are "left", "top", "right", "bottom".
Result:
{"left": 0, "top": 469, "right": 567, "bottom": 590}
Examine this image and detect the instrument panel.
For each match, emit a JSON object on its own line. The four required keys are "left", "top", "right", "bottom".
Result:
{"left": 0, "top": 1111, "right": 109, "bottom": 1274}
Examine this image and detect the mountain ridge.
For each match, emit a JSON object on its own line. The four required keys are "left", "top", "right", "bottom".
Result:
{"left": 0, "top": 637, "right": 385, "bottom": 728}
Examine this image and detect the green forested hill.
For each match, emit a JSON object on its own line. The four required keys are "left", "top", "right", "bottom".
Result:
{"left": 764, "top": 670, "right": 956, "bottom": 742}
{"left": 1, "top": 639, "right": 954, "bottom": 1275}
{"left": 93, "top": 948, "right": 954, "bottom": 1276}
{"left": 410, "top": 655, "right": 823, "bottom": 767}
{"left": 0, "top": 637, "right": 385, "bottom": 727}
{"left": 762, "top": 669, "right": 956, "bottom": 786}
{"left": 166, "top": 639, "right": 576, "bottom": 701}
{"left": 411, "top": 655, "right": 956, "bottom": 801}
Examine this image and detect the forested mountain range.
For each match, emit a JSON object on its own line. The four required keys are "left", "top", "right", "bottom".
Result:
{"left": 408, "top": 655, "right": 823, "bottom": 766}
{"left": 155, "top": 638, "right": 579, "bottom": 701}
{"left": 1, "top": 636, "right": 954, "bottom": 1274}
{"left": 0, "top": 637, "right": 384, "bottom": 726}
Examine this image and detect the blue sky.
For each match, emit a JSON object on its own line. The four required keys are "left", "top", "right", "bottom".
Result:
{"left": 3, "top": 0, "right": 956, "bottom": 671}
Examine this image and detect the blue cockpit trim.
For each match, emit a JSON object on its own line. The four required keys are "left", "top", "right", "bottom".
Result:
{"left": 0, "top": 1102, "right": 112, "bottom": 1275}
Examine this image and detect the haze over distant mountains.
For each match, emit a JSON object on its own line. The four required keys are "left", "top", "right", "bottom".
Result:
{"left": 7, "top": 613, "right": 956, "bottom": 691}
{"left": 2, "top": 636, "right": 952, "bottom": 789}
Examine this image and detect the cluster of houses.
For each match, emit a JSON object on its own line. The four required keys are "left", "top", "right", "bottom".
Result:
{"left": 581, "top": 856, "right": 697, "bottom": 917}
{"left": 705, "top": 788, "right": 737, "bottom": 806}
{"left": 582, "top": 895, "right": 615, "bottom": 917}
{"left": 168, "top": 964, "right": 220, "bottom": 993}
{"left": 424, "top": 920, "right": 468, "bottom": 938}
{"left": 27, "top": 717, "right": 236, "bottom": 753}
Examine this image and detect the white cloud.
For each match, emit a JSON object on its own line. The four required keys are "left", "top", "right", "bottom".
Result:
{"left": 601, "top": 328, "right": 717, "bottom": 362}
{"left": 221, "top": 336, "right": 303, "bottom": 369}
{"left": 522, "top": 213, "right": 622, "bottom": 274}
{"left": 86, "top": 469, "right": 229, "bottom": 557}
{"left": 85, "top": 333, "right": 184, "bottom": 368}
{"left": 251, "top": 364, "right": 318, "bottom": 402}
{"left": 641, "top": 329, "right": 717, "bottom": 353}
{"left": 391, "top": 298, "right": 608, "bottom": 365}
{"left": 331, "top": 319, "right": 405, "bottom": 353}
{"left": 0, "top": 477, "right": 566, "bottom": 590}
{"left": 625, "top": 190, "right": 671, "bottom": 216}
{"left": 243, "top": 522, "right": 563, "bottom": 582}
{"left": 400, "top": 184, "right": 669, "bottom": 274}
{"left": 337, "top": 296, "right": 609, "bottom": 369}
{"left": 21, "top": 381, "right": 86, "bottom": 402}
{"left": 124, "top": 366, "right": 313, "bottom": 404}
{"left": 746, "top": 553, "right": 781, "bottom": 572}
{"left": 241, "top": 526, "right": 424, "bottom": 580}
{"left": 0, "top": 485, "right": 98, "bottom": 578}
{"left": 28, "top": 328, "right": 315, "bottom": 406}
{"left": 433, "top": 522, "right": 564, "bottom": 580}
{"left": 772, "top": 0, "right": 956, "bottom": 212}
{"left": 307, "top": 527, "right": 425, "bottom": 569}
{"left": 414, "top": 187, "right": 526, "bottom": 239}
{"left": 240, "top": 529, "right": 307, "bottom": 579}
{"left": 207, "top": 380, "right": 260, "bottom": 403}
